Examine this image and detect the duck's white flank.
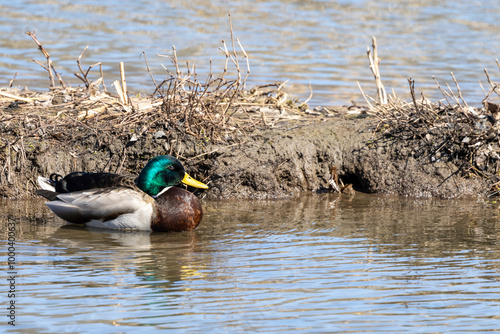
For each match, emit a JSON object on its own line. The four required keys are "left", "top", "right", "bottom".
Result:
{"left": 45, "top": 188, "right": 155, "bottom": 231}
{"left": 83, "top": 204, "right": 154, "bottom": 231}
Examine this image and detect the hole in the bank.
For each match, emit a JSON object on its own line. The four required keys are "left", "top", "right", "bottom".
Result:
{"left": 340, "top": 173, "right": 369, "bottom": 193}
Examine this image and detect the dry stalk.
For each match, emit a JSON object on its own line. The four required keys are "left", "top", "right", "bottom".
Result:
{"left": 8, "top": 73, "right": 18, "bottom": 88}
{"left": 142, "top": 51, "right": 161, "bottom": 97}
{"left": 74, "top": 46, "right": 104, "bottom": 90}
{"left": 302, "top": 83, "right": 314, "bottom": 106}
{"left": 366, "top": 37, "right": 387, "bottom": 105}
{"left": 119, "top": 62, "right": 128, "bottom": 104}
{"left": 408, "top": 78, "right": 420, "bottom": 113}
{"left": 450, "top": 72, "right": 468, "bottom": 108}
{"left": 367, "top": 62, "right": 500, "bottom": 197}
{"left": 26, "top": 31, "right": 67, "bottom": 89}
{"left": 113, "top": 80, "right": 126, "bottom": 105}
{"left": 356, "top": 81, "right": 374, "bottom": 110}
{"left": 432, "top": 76, "right": 454, "bottom": 107}
{"left": 236, "top": 38, "right": 250, "bottom": 87}
{"left": 484, "top": 68, "right": 500, "bottom": 98}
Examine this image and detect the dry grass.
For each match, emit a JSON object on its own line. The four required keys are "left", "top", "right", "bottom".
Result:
{"left": 0, "top": 25, "right": 323, "bottom": 193}
{"left": 1, "top": 25, "right": 317, "bottom": 142}
{"left": 360, "top": 37, "right": 500, "bottom": 196}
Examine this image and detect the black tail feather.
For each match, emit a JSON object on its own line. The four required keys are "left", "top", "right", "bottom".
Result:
{"left": 36, "top": 189, "right": 59, "bottom": 201}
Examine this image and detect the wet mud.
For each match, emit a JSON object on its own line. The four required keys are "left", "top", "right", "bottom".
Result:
{"left": 1, "top": 109, "right": 489, "bottom": 199}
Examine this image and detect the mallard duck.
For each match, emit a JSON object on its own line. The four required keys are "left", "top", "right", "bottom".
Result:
{"left": 36, "top": 155, "right": 209, "bottom": 232}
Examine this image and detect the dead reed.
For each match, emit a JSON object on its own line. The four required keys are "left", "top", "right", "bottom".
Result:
{"left": 2, "top": 24, "right": 312, "bottom": 143}
{"left": 361, "top": 37, "right": 500, "bottom": 196}
{"left": 0, "top": 25, "right": 319, "bottom": 197}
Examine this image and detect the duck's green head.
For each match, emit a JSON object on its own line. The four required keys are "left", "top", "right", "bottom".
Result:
{"left": 136, "top": 155, "right": 208, "bottom": 197}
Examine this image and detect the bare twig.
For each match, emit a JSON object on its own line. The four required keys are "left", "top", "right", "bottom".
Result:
{"left": 356, "top": 81, "right": 374, "bottom": 109}
{"left": 228, "top": 14, "right": 240, "bottom": 75}
{"left": 142, "top": 51, "right": 162, "bottom": 97}
{"left": 484, "top": 68, "right": 500, "bottom": 97}
{"left": 26, "top": 31, "right": 61, "bottom": 89}
{"left": 219, "top": 40, "right": 230, "bottom": 81}
{"left": 119, "top": 62, "right": 128, "bottom": 104}
{"left": 75, "top": 45, "right": 90, "bottom": 87}
{"left": 302, "top": 83, "right": 314, "bottom": 105}
{"left": 366, "top": 37, "right": 387, "bottom": 105}
{"left": 172, "top": 46, "right": 181, "bottom": 78}
{"left": 236, "top": 38, "right": 250, "bottom": 87}
{"left": 408, "top": 78, "right": 419, "bottom": 112}
{"left": 8, "top": 73, "right": 18, "bottom": 88}
{"left": 450, "top": 72, "right": 468, "bottom": 108}
{"left": 432, "top": 76, "right": 453, "bottom": 107}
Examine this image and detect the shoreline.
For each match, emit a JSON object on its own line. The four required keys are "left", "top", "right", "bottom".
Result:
{"left": 2, "top": 32, "right": 497, "bottom": 200}
{"left": 0, "top": 86, "right": 491, "bottom": 200}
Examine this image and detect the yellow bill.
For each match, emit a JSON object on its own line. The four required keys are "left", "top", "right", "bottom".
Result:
{"left": 182, "top": 173, "right": 209, "bottom": 189}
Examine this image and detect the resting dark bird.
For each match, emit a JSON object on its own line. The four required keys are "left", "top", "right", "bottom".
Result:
{"left": 37, "top": 155, "right": 208, "bottom": 232}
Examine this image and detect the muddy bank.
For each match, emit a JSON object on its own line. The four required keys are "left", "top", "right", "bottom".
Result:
{"left": 2, "top": 31, "right": 497, "bottom": 200}
{"left": 0, "top": 107, "right": 489, "bottom": 199}
{"left": 201, "top": 112, "right": 489, "bottom": 199}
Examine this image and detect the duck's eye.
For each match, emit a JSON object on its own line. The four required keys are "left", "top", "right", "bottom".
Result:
{"left": 168, "top": 165, "right": 175, "bottom": 171}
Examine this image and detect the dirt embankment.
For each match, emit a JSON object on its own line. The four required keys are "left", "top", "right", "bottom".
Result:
{"left": 0, "top": 107, "right": 489, "bottom": 200}
{"left": 201, "top": 113, "right": 489, "bottom": 199}
{"left": 3, "top": 31, "right": 496, "bottom": 200}
{"left": 3, "top": 32, "right": 497, "bottom": 200}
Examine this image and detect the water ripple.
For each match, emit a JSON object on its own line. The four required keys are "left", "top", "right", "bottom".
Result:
{"left": 2, "top": 194, "right": 500, "bottom": 332}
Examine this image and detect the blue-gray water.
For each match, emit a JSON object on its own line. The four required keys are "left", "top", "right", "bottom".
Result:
{"left": 1, "top": 0, "right": 500, "bottom": 106}
{"left": 2, "top": 193, "right": 500, "bottom": 333}
{"left": 2, "top": 1, "right": 500, "bottom": 332}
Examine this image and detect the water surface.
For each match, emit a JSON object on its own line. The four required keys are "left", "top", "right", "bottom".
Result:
{"left": 1, "top": 0, "right": 500, "bottom": 106}
{"left": 2, "top": 193, "right": 500, "bottom": 333}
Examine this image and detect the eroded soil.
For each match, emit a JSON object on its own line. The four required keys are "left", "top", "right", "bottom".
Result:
{"left": 1, "top": 107, "right": 489, "bottom": 200}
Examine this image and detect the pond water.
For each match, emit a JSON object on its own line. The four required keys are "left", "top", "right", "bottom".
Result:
{"left": 2, "top": 193, "right": 500, "bottom": 333}
{"left": 1, "top": 0, "right": 500, "bottom": 106}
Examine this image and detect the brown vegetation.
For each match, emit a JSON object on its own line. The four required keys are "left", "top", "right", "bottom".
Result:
{"left": 2, "top": 30, "right": 500, "bottom": 200}
{"left": 362, "top": 50, "right": 500, "bottom": 197}
{"left": 0, "top": 28, "right": 341, "bottom": 198}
